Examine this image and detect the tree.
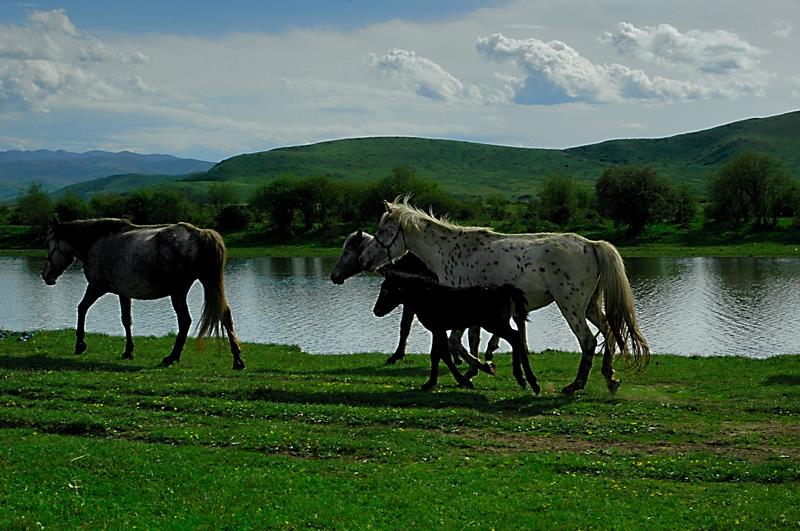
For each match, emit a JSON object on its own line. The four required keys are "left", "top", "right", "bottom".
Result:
{"left": 124, "top": 189, "right": 198, "bottom": 224}
{"left": 537, "top": 174, "right": 579, "bottom": 227}
{"left": 250, "top": 177, "right": 299, "bottom": 236}
{"left": 55, "top": 192, "right": 91, "bottom": 222}
{"left": 595, "top": 166, "right": 669, "bottom": 236}
{"left": 708, "top": 153, "right": 794, "bottom": 227}
{"left": 207, "top": 182, "right": 239, "bottom": 209}
{"left": 14, "top": 182, "right": 54, "bottom": 233}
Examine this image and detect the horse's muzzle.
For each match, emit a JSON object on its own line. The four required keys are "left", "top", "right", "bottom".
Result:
{"left": 42, "top": 273, "right": 56, "bottom": 286}
{"left": 330, "top": 272, "right": 344, "bottom": 285}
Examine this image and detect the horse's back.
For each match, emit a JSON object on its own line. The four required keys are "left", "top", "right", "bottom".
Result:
{"left": 85, "top": 222, "right": 207, "bottom": 298}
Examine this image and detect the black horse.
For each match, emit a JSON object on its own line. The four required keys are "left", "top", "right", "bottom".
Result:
{"left": 373, "top": 275, "right": 539, "bottom": 393}
{"left": 42, "top": 218, "right": 244, "bottom": 369}
{"left": 331, "top": 230, "right": 502, "bottom": 366}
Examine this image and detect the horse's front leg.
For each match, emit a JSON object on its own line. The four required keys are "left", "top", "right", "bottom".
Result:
{"left": 162, "top": 290, "right": 191, "bottom": 367}
{"left": 421, "top": 333, "right": 443, "bottom": 391}
{"left": 119, "top": 295, "right": 134, "bottom": 359}
{"left": 485, "top": 334, "right": 501, "bottom": 361}
{"left": 438, "top": 333, "right": 475, "bottom": 389}
{"left": 447, "top": 328, "right": 467, "bottom": 365}
{"left": 222, "top": 305, "right": 245, "bottom": 370}
{"left": 75, "top": 285, "right": 105, "bottom": 355}
{"left": 386, "top": 306, "right": 414, "bottom": 365}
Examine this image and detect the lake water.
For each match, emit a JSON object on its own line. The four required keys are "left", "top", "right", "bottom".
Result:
{"left": 1, "top": 255, "right": 799, "bottom": 358}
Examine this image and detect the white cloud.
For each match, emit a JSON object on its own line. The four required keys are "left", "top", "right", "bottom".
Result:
{"left": 0, "top": 9, "right": 152, "bottom": 112}
{"left": 475, "top": 33, "right": 746, "bottom": 105}
{"left": 773, "top": 19, "right": 793, "bottom": 39}
{"left": 600, "top": 22, "right": 766, "bottom": 75}
{"left": 367, "top": 48, "right": 501, "bottom": 104}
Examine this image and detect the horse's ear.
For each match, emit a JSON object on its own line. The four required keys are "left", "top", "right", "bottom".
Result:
{"left": 383, "top": 200, "right": 391, "bottom": 213}
{"left": 356, "top": 229, "right": 362, "bottom": 239}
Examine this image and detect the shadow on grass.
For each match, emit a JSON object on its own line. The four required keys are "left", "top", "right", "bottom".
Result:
{"left": 251, "top": 364, "right": 431, "bottom": 378}
{"left": 0, "top": 354, "right": 142, "bottom": 373}
{"left": 763, "top": 374, "right": 800, "bottom": 386}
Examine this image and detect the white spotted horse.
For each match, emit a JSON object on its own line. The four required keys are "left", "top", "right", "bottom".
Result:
{"left": 359, "top": 198, "right": 650, "bottom": 395}
{"left": 41, "top": 218, "right": 244, "bottom": 369}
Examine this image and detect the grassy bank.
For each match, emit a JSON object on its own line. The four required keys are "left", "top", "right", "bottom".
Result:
{"left": 5, "top": 241, "right": 800, "bottom": 259}
{"left": 0, "top": 330, "right": 798, "bottom": 528}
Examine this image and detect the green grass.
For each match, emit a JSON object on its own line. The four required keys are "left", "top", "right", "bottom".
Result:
{"left": 1, "top": 330, "right": 798, "bottom": 528}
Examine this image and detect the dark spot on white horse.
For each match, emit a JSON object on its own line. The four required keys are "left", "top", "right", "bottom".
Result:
{"left": 539, "top": 267, "right": 545, "bottom": 272}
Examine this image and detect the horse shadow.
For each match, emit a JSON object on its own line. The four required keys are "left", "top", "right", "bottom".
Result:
{"left": 0, "top": 354, "right": 143, "bottom": 373}
{"left": 763, "top": 374, "right": 800, "bottom": 386}
{"left": 251, "top": 364, "right": 431, "bottom": 378}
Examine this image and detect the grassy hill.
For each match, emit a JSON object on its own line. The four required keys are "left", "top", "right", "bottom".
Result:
{"left": 56, "top": 110, "right": 800, "bottom": 201}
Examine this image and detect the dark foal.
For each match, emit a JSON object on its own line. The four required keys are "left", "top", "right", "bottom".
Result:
{"left": 373, "top": 276, "right": 540, "bottom": 393}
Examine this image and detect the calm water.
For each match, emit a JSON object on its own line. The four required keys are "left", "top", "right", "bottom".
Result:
{"left": 1, "top": 255, "right": 799, "bottom": 358}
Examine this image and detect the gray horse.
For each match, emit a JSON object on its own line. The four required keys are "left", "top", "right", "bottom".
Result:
{"left": 42, "top": 218, "right": 244, "bottom": 369}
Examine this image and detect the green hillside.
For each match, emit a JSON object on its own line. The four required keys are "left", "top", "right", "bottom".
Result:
{"left": 59, "top": 109, "right": 800, "bottom": 200}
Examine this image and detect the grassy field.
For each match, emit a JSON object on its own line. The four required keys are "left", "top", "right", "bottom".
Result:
{"left": 0, "top": 330, "right": 798, "bottom": 528}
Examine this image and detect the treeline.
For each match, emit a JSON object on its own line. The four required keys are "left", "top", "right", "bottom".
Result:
{"left": 3, "top": 152, "right": 799, "bottom": 245}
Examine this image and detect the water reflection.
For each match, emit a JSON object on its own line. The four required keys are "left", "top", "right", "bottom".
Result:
{"left": 1, "top": 255, "right": 799, "bottom": 358}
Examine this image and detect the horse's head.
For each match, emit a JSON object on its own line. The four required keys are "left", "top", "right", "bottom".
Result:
{"left": 330, "top": 230, "right": 373, "bottom": 284}
{"left": 41, "top": 225, "right": 76, "bottom": 286}
{"left": 372, "top": 277, "right": 404, "bottom": 317}
{"left": 359, "top": 204, "right": 408, "bottom": 271}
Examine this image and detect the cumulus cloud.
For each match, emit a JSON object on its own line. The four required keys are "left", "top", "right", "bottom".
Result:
{"left": 367, "top": 48, "right": 502, "bottom": 104}
{"left": 475, "top": 33, "right": 745, "bottom": 105}
{"left": 0, "top": 9, "right": 151, "bottom": 112}
{"left": 600, "top": 22, "right": 765, "bottom": 75}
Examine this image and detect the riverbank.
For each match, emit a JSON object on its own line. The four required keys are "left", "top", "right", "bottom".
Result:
{"left": 4, "top": 240, "right": 800, "bottom": 258}
{"left": 0, "top": 330, "right": 797, "bottom": 528}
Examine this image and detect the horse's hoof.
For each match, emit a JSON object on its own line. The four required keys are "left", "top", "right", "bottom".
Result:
{"left": 161, "top": 356, "right": 176, "bottom": 367}
{"left": 607, "top": 379, "right": 621, "bottom": 394}
{"left": 485, "top": 362, "right": 497, "bottom": 377}
{"left": 75, "top": 341, "right": 87, "bottom": 355}
{"left": 453, "top": 357, "right": 463, "bottom": 366}
{"left": 561, "top": 384, "right": 576, "bottom": 396}
{"left": 420, "top": 382, "right": 436, "bottom": 391}
{"left": 122, "top": 352, "right": 133, "bottom": 360}
{"left": 459, "top": 379, "right": 475, "bottom": 389}
{"left": 463, "top": 366, "right": 479, "bottom": 380}
{"left": 385, "top": 355, "right": 401, "bottom": 365}
{"left": 531, "top": 383, "right": 541, "bottom": 395}
{"left": 232, "top": 359, "right": 245, "bottom": 370}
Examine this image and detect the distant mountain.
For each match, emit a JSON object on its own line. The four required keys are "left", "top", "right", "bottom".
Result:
{"left": 0, "top": 150, "right": 215, "bottom": 200}
{"left": 42, "top": 109, "right": 800, "bottom": 202}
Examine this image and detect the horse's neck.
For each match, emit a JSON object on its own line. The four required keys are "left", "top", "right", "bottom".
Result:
{"left": 405, "top": 225, "right": 452, "bottom": 277}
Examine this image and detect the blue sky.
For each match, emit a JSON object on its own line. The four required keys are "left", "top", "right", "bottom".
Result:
{"left": 1, "top": 1, "right": 798, "bottom": 161}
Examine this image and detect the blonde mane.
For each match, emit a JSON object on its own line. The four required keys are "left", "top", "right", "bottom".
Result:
{"left": 387, "top": 196, "right": 494, "bottom": 234}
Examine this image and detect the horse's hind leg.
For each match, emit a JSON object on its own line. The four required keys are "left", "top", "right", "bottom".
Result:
{"left": 75, "top": 285, "right": 104, "bottom": 355}
{"left": 119, "top": 295, "right": 134, "bottom": 359}
{"left": 162, "top": 290, "right": 191, "bottom": 367}
{"left": 511, "top": 317, "right": 539, "bottom": 394}
{"left": 386, "top": 306, "right": 413, "bottom": 365}
{"left": 558, "top": 299, "right": 597, "bottom": 396}
{"left": 222, "top": 305, "right": 244, "bottom": 370}
{"left": 586, "top": 292, "right": 620, "bottom": 393}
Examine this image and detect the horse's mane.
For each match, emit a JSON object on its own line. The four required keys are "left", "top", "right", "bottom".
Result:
{"left": 54, "top": 218, "right": 137, "bottom": 256}
{"left": 387, "top": 196, "right": 494, "bottom": 235}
